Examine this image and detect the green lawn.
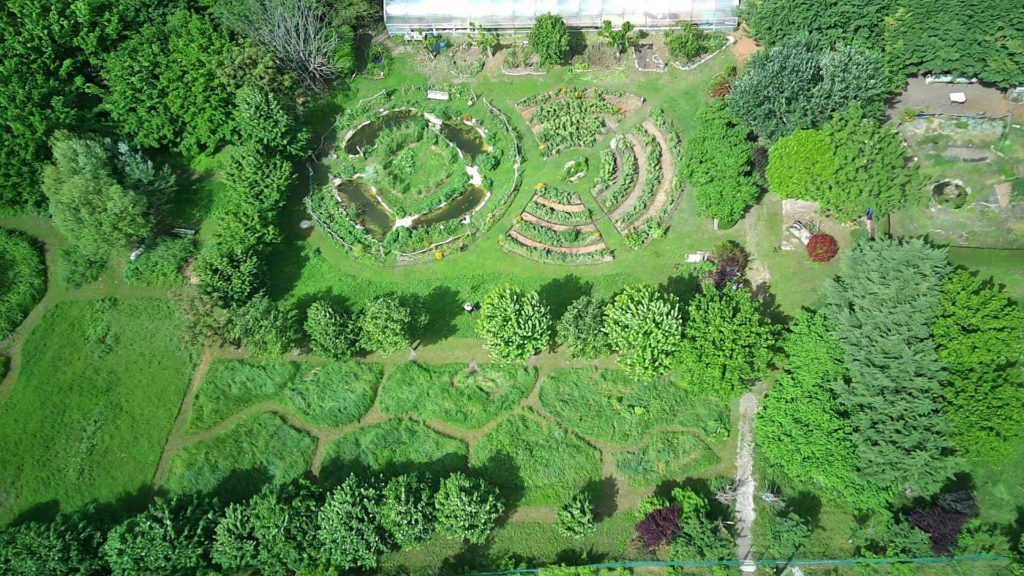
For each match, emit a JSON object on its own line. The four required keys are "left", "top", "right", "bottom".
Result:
{"left": 0, "top": 299, "right": 194, "bottom": 524}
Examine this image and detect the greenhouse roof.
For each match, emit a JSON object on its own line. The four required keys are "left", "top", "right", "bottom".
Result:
{"left": 384, "top": 0, "right": 739, "bottom": 33}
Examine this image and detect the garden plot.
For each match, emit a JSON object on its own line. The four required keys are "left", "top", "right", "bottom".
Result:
{"left": 505, "top": 186, "right": 612, "bottom": 264}
{"left": 516, "top": 87, "right": 642, "bottom": 156}
{"left": 613, "top": 431, "right": 720, "bottom": 486}
{"left": 309, "top": 85, "right": 520, "bottom": 259}
{"left": 602, "top": 111, "right": 683, "bottom": 247}
{"left": 891, "top": 120, "right": 1024, "bottom": 248}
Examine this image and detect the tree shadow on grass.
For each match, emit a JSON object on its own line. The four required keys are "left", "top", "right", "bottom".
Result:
{"left": 476, "top": 452, "right": 527, "bottom": 524}
{"left": 538, "top": 274, "right": 594, "bottom": 324}
{"left": 660, "top": 272, "right": 700, "bottom": 307}
{"left": 591, "top": 476, "right": 619, "bottom": 521}
{"left": 410, "top": 284, "right": 462, "bottom": 347}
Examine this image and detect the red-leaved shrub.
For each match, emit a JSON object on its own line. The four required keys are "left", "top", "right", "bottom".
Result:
{"left": 636, "top": 505, "right": 680, "bottom": 550}
{"left": 807, "top": 234, "right": 838, "bottom": 263}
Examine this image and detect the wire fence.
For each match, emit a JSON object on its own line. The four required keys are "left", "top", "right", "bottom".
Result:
{"left": 459, "top": 554, "right": 1006, "bottom": 576}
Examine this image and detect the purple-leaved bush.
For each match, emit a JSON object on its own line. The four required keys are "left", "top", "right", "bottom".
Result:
{"left": 636, "top": 504, "right": 680, "bottom": 550}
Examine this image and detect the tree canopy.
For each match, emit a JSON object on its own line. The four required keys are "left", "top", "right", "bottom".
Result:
{"left": 824, "top": 238, "right": 953, "bottom": 497}
{"left": 528, "top": 14, "right": 570, "bottom": 66}
{"left": 603, "top": 284, "right": 684, "bottom": 376}
{"left": 681, "top": 100, "right": 759, "bottom": 225}
{"left": 766, "top": 103, "right": 916, "bottom": 219}
{"left": 477, "top": 286, "right": 552, "bottom": 363}
{"left": 728, "top": 35, "right": 895, "bottom": 141}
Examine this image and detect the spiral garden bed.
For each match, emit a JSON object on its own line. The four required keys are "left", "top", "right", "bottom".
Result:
{"left": 308, "top": 86, "right": 521, "bottom": 261}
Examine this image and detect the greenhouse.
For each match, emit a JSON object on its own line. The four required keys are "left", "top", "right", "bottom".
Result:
{"left": 383, "top": 0, "right": 740, "bottom": 35}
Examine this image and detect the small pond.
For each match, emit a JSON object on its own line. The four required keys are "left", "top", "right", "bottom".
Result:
{"left": 441, "top": 122, "right": 486, "bottom": 159}
{"left": 344, "top": 109, "right": 421, "bottom": 155}
{"left": 932, "top": 179, "right": 969, "bottom": 209}
{"left": 334, "top": 179, "right": 393, "bottom": 240}
{"left": 413, "top": 186, "right": 487, "bottom": 228}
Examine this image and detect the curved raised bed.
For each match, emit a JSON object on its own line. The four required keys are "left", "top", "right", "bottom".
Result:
{"left": 608, "top": 134, "right": 649, "bottom": 223}
{"left": 628, "top": 119, "right": 676, "bottom": 231}
{"left": 533, "top": 195, "right": 588, "bottom": 213}
{"left": 507, "top": 230, "right": 608, "bottom": 254}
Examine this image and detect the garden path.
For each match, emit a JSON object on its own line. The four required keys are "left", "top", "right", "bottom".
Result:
{"left": 734, "top": 392, "right": 759, "bottom": 571}
{"left": 151, "top": 348, "right": 216, "bottom": 488}
{"left": 608, "top": 134, "right": 649, "bottom": 223}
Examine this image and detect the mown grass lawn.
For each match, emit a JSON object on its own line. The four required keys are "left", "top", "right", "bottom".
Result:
{"left": 0, "top": 299, "right": 194, "bottom": 524}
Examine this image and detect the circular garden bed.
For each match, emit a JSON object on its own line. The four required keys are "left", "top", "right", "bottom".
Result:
{"left": 932, "top": 179, "right": 970, "bottom": 209}
{"left": 308, "top": 86, "right": 520, "bottom": 261}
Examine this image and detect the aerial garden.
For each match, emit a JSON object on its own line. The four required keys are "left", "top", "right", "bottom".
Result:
{"left": 1, "top": 0, "right": 1024, "bottom": 575}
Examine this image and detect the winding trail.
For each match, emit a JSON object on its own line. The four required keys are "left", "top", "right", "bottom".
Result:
{"left": 151, "top": 348, "right": 216, "bottom": 488}
{"left": 734, "top": 392, "right": 759, "bottom": 572}
{"left": 608, "top": 134, "right": 649, "bottom": 223}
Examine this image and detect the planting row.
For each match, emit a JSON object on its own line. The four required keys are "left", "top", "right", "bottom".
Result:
{"left": 517, "top": 87, "right": 641, "bottom": 156}
{"left": 505, "top": 187, "right": 612, "bottom": 264}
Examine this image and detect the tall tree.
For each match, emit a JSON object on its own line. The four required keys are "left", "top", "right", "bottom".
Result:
{"left": 556, "top": 296, "right": 609, "bottom": 360}
{"left": 681, "top": 100, "right": 759, "bottom": 226}
{"left": 824, "top": 238, "right": 953, "bottom": 497}
{"left": 213, "top": 0, "right": 356, "bottom": 91}
{"left": 477, "top": 286, "right": 552, "bottom": 363}
{"left": 227, "top": 293, "right": 299, "bottom": 356}
{"left": 101, "top": 497, "right": 216, "bottom": 576}
{"left": 434, "top": 472, "right": 504, "bottom": 545}
{"left": 680, "top": 286, "right": 778, "bottom": 395}
{"left": 767, "top": 103, "right": 915, "bottom": 219}
{"left": 358, "top": 293, "right": 414, "bottom": 354}
{"left": 758, "top": 311, "right": 888, "bottom": 508}
{"left": 316, "top": 475, "right": 387, "bottom": 570}
{"left": 933, "top": 269, "right": 1024, "bottom": 457}
{"left": 603, "top": 284, "right": 684, "bottom": 376}
{"left": 729, "top": 35, "right": 895, "bottom": 141}
{"left": 0, "top": 515, "right": 106, "bottom": 576}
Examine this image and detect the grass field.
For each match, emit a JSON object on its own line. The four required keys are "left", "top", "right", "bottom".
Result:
{"left": 320, "top": 418, "right": 469, "bottom": 483}
{"left": 612, "top": 431, "right": 720, "bottom": 487}
{"left": 0, "top": 299, "right": 194, "bottom": 524}
{"left": 165, "top": 412, "right": 316, "bottom": 498}
{"left": 471, "top": 411, "right": 602, "bottom": 506}
{"left": 378, "top": 362, "right": 537, "bottom": 428}
{"left": 186, "top": 359, "right": 382, "bottom": 432}
{"left": 539, "top": 368, "right": 730, "bottom": 446}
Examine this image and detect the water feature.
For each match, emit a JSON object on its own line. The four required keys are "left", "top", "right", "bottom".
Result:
{"left": 413, "top": 186, "right": 487, "bottom": 228}
{"left": 344, "top": 109, "right": 421, "bottom": 155}
{"left": 441, "top": 122, "right": 486, "bottom": 159}
{"left": 333, "top": 179, "right": 393, "bottom": 240}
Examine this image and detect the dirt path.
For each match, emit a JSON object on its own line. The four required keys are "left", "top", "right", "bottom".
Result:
{"left": 608, "top": 134, "right": 649, "bottom": 223}
{"left": 734, "top": 392, "right": 759, "bottom": 571}
{"left": 731, "top": 29, "right": 761, "bottom": 69}
{"left": 151, "top": 348, "right": 217, "bottom": 488}
{"left": 521, "top": 211, "right": 597, "bottom": 232}
{"left": 532, "top": 195, "right": 588, "bottom": 212}
{"left": 629, "top": 120, "right": 676, "bottom": 230}
{"left": 507, "top": 230, "right": 607, "bottom": 254}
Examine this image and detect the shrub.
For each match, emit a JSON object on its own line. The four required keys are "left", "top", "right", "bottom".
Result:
{"left": 376, "top": 473, "right": 435, "bottom": 547}
{"left": 358, "top": 293, "right": 413, "bottom": 355}
{"left": 528, "top": 14, "right": 570, "bottom": 66}
{"left": 603, "top": 284, "right": 684, "bottom": 376}
{"left": 227, "top": 294, "right": 299, "bottom": 357}
{"left": 557, "top": 492, "right": 595, "bottom": 540}
{"left": 556, "top": 296, "right": 608, "bottom": 359}
{"left": 806, "top": 233, "right": 838, "bottom": 262}
{"left": 476, "top": 286, "right": 551, "bottom": 362}
{"left": 0, "top": 228, "right": 45, "bottom": 339}
{"left": 101, "top": 497, "right": 216, "bottom": 575}
{"left": 304, "top": 300, "right": 359, "bottom": 359}
{"left": 434, "top": 472, "right": 504, "bottom": 544}
{"left": 58, "top": 244, "right": 107, "bottom": 289}
{"left": 124, "top": 236, "right": 196, "bottom": 286}
{"left": 664, "top": 23, "right": 706, "bottom": 61}
{"left": 636, "top": 505, "right": 680, "bottom": 550}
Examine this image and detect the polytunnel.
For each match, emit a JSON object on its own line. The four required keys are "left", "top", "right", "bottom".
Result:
{"left": 383, "top": 0, "right": 740, "bottom": 35}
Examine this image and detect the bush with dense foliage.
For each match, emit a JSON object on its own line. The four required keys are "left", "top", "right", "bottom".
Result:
{"left": 597, "top": 20, "right": 639, "bottom": 56}
{"left": 680, "top": 286, "right": 778, "bottom": 396}
{"left": 557, "top": 492, "right": 596, "bottom": 540}
{"left": 358, "top": 293, "right": 414, "bottom": 355}
{"left": 556, "top": 296, "right": 609, "bottom": 359}
{"left": 0, "top": 229, "right": 45, "bottom": 340}
{"left": 434, "top": 472, "right": 504, "bottom": 544}
{"left": 742, "top": 0, "right": 894, "bottom": 48}
{"left": 766, "top": 103, "right": 915, "bottom": 219}
{"left": 477, "top": 286, "right": 552, "bottom": 362}
{"left": 317, "top": 475, "right": 387, "bottom": 570}
{"left": 376, "top": 473, "right": 435, "bottom": 547}
{"left": 824, "top": 238, "right": 952, "bottom": 497}
{"left": 729, "top": 35, "right": 895, "bottom": 141}
{"left": 124, "top": 236, "right": 195, "bottom": 286}
{"left": 681, "top": 101, "right": 759, "bottom": 226}
{"left": 933, "top": 269, "right": 1024, "bottom": 458}
{"left": 304, "top": 300, "right": 359, "bottom": 359}
{"left": 806, "top": 234, "right": 838, "bottom": 262}
{"left": 664, "top": 23, "right": 708, "bottom": 62}
{"left": 636, "top": 505, "right": 680, "bottom": 550}
{"left": 528, "top": 14, "right": 570, "bottom": 66}
{"left": 669, "top": 488, "right": 734, "bottom": 562}
{"left": 101, "top": 497, "right": 216, "bottom": 576}
{"left": 227, "top": 294, "right": 299, "bottom": 357}
{"left": 603, "top": 284, "right": 684, "bottom": 376}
